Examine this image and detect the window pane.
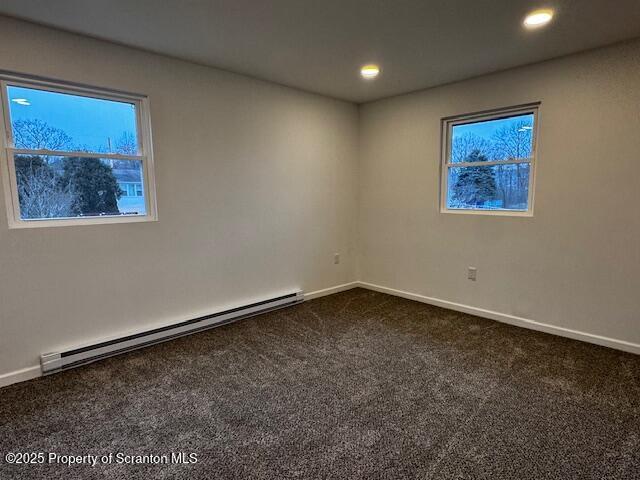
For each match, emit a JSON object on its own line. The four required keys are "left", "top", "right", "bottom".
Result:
{"left": 7, "top": 85, "right": 138, "bottom": 154}
{"left": 447, "top": 163, "right": 530, "bottom": 211}
{"left": 451, "top": 113, "right": 534, "bottom": 163}
{"left": 14, "top": 154, "right": 146, "bottom": 220}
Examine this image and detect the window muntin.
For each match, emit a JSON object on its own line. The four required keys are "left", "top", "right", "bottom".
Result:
{"left": 441, "top": 105, "right": 539, "bottom": 215}
{"left": 1, "top": 76, "right": 156, "bottom": 227}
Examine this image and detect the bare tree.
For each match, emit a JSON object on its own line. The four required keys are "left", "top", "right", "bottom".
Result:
{"left": 490, "top": 120, "right": 533, "bottom": 160}
{"left": 12, "top": 119, "right": 72, "bottom": 152}
{"left": 114, "top": 131, "right": 137, "bottom": 155}
{"left": 15, "top": 159, "right": 75, "bottom": 219}
{"left": 451, "top": 132, "right": 492, "bottom": 163}
{"left": 490, "top": 120, "right": 533, "bottom": 208}
{"left": 11, "top": 120, "right": 75, "bottom": 217}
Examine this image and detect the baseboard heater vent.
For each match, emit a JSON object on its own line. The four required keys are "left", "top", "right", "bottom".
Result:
{"left": 40, "top": 291, "right": 304, "bottom": 374}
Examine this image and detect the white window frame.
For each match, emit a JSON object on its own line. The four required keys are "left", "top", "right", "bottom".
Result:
{"left": 0, "top": 73, "right": 157, "bottom": 228}
{"left": 440, "top": 103, "right": 540, "bottom": 217}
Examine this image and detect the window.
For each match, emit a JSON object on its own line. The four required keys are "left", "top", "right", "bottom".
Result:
{"left": 441, "top": 104, "right": 539, "bottom": 215}
{"left": 0, "top": 74, "right": 156, "bottom": 228}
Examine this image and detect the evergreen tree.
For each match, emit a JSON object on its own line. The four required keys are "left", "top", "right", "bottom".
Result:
{"left": 59, "top": 157, "right": 123, "bottom": 216}
{"left": 451, "top": 149, "right": 497, "bottom": 207}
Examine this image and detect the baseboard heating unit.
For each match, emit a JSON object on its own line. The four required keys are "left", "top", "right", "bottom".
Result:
{"left": 40, "top": 290, "right": 304, "bottom": 374}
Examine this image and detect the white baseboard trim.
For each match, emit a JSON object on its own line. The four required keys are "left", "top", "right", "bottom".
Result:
{"left": 0, "top": 283, "right": 360, "bottom": 389}
{"left": 358, "top": 281, "right": 640, "bottom": 355}
{"left": 304, "top": 281, "right": 360, "bottom": 300}
{"left": 3, "top": 279, "right": 635, "bottom": 390}
{"left": 0, "top": 365, "right": 41, "bottom": 389}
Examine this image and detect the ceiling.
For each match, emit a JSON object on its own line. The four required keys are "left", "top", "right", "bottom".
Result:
{"left": 2, "top": 0, "right": 640, "bottom": 103}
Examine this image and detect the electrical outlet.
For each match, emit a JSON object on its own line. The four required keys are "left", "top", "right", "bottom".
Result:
{"left": 334, "top": 253, "right": 340, "bottom": 265}
{"left": 468, "top": 266, "right": 477, "bottom": 281}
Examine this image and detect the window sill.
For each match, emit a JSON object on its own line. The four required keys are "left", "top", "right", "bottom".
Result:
{"left": 440, "top": 208, "right": 533, "bottom": 217}
{"left": 7, "top": 214, "right": 158, "bottom": 229}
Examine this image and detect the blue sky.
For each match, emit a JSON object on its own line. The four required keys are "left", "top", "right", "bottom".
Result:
{"left": 8, "top": 85, "right": 137, "bottom": 152}
{"left": 452, "top": 113, "right": 534, "bottom": 142}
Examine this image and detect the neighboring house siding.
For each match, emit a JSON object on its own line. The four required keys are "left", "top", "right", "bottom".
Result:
{"left": 112, "top": 168, "right": 145, "bottom": 213}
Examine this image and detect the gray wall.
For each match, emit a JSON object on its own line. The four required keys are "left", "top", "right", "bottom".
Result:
{"left": 0, "top": 17, "right": 359, "bottom": 379}
{"left": 358, "top": 40, "right": 640, "bottom": 347}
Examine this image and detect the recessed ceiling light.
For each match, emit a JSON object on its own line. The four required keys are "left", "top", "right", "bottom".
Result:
{"left": 523, "top": 9, "right": 554, "bottom": 28}
{"left": 360, "top": 64, "right": 380, "bottom": 79}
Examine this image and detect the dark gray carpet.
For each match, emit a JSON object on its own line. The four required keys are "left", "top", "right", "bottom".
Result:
{"left": 1, "top": 288, "right": 639, "bottom": 479}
